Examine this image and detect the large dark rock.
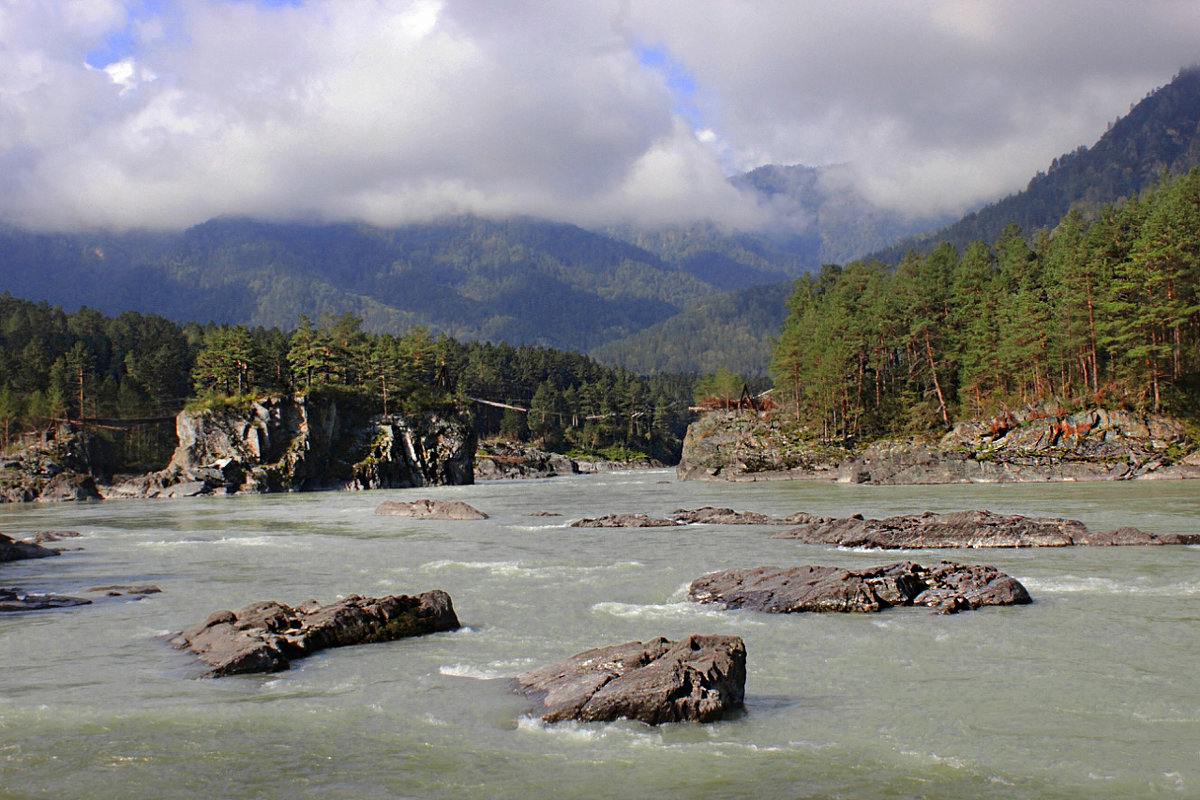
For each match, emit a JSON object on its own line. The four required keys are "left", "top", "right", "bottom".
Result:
{"left": 171, "top": 590, "right": 461, "bottom": 676}
{"left": 374, "top": 499, "right": 488, "bottom": 520}
{"left": 772, "top": 509, "right": 1200, "bottom": 548}
{"left": 0, "top": 533, "right": 61, "bottom": 562}
{"left": 511, "top": 635, "right": 746, "bottom": 725}
{"left": 689, "top": 561, "right": 1031, "bottom": 615}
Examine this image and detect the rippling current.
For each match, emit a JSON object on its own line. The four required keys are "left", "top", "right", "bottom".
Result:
{"left": 2, "top": 471, "right": 1198, "bottom": 799}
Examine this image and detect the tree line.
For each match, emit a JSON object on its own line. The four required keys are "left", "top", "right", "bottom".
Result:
{"left": 0, "top": 299, "right": 702, "bottom": 468}
{"left": 771, "top": 167, "right": 1200, "bottom": 440}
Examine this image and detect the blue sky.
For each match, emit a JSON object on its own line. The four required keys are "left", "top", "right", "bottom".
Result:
{"left": 3, "top": 0, "right": 1198, "bottom": 232}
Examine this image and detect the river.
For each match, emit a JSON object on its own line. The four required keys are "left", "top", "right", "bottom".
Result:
{"left": 2, "top": 471, "right": 1198, "bottom": 799}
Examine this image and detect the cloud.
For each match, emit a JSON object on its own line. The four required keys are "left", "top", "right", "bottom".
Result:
{"left": 0, "top": 0, "right": 1197, "bottom": 232}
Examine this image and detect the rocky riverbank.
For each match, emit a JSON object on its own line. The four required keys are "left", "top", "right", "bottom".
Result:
{"left": 677, "top": 406, "right": 1200, "bottom": 484}
{"left": 1, "top": 394, "right": 477, "bottom": 503}
{"left": 474, "top": 442, "right": 661, "bottom": 481}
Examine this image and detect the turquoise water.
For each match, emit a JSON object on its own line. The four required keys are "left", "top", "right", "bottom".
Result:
{"left": 2, "top": 472, "right": 1198, "bottom": 798}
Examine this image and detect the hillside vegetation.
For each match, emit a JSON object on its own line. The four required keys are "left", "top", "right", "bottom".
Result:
{"left": 605, "top": 65, "right": 1200, "bottom": 375}
{"left": 772, "top": 168, "right": 1200, "bottom": 439}
{"left": 0, "top": 299, "right": 699, "bottom": 470}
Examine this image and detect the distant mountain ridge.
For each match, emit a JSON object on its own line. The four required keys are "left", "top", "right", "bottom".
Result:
{"left": 597, "top": 64, "right": 1200, "bottom": 375}
{"left": 0, "top": 215, "right": 801, "bottom": 353}
{"left": 0, "top": 164, "right": 935, "bottom": 356}
{"left": 870, "top": 65, "right": 1200, "bottom": 263}
{"left": 3, "top": 68, "right": 1199, "bottom": 373}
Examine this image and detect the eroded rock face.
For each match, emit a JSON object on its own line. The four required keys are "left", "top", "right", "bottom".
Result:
{"left": 374, "top": 499, "right": 488, "bottom": 520}
{"left": 689, "top": 561, "right": 1031, "bottom": 615}
{"left": 677, "top": 406, "right": 1200, "bottom": 484}
{"left": 106, "top": 395, "right": 476, "bottom": 498}
{"left": 475, "top": 444, "right": 578, "bottom": 480}
{"left": 511, "top": 635, "right": 746, "bottom": 725}
{"left": 171, "top": 590, "right": 461, "bottom": 677}
{"left": 771, "top": 509, "right": 1200, "bottom": 548}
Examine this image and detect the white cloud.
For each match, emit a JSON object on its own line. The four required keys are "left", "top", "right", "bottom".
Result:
{"left": 1, "top": 0, "right": 1198, "bottom": 232}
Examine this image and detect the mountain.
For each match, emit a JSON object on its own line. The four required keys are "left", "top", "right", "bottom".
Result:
{"left": 0, "top": 161, "right": 947, "bottom": 360}
{"left": 589, "top": 281, "right": 794, "bottom": 376}
{"left": 606, "top": 64, "right": 1200, "bottom": 377}
{"left": 0, "top": 216, "right": 807, "bottom": 353}
{"left": 870, "top": 65, "right": 1200, "bottom": 263}
{"left": 729, "top": 162, "right": 953, "bottom": 266}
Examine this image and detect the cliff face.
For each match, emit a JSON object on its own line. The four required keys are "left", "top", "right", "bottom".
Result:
{"left": 677, "top": 406, "right": 1200, "bottom": 484}
{"left": 0, "top": 426, "right": 109, "bottom": 503}
{"left": 108, "top": 394, "right": 475, "bottom": 498}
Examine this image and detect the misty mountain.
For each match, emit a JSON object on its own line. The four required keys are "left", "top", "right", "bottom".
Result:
{"left": 729, "top": 163, "right": 953, "bottom": 266}
{"left": 870, "top": 65, "right": 1200, "bottom": 263}
{"left": 0, "top": 158, "right": 940, "bottom": 357}
{"left": 600, "top": 64, "right": 1200, "bottom": 376}
{"left": 0, "top": 216, "right": 808, "bottom": 353}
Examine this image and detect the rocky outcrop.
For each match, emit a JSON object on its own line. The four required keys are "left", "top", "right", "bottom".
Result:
{"left": 511, "top": 635, "right": 746, "bottom": 725}
{"left": 106, "top": 394, "right": 475, "bottom": 498}
{"left": 1, "top": 426, "right": 109, "bottom": 503}
{"left": 171, "top": 590, "right": 460, "bottom": 677}
{"left": 474, "top": 442, "right": 662, "bottom": 481}
{"left": 475, "top": 444, "right": 578, "bottom": 480}
{"left": 0, "top": 532, "right": 61, "bottom": 562}
{"left": 676, "top": 411, "right": 841, "bottom": 481}
{"left": 689, "top": 561, "right": 1031, "bottom": 615}
{"left": 678, "top": 406, "right": 1200, "bottom": 484}
{"left": 772, "top": 509, "right": 1200, "bottom": 547}
{"left": 374, "top": 499, "right": 488, "bottom": 520}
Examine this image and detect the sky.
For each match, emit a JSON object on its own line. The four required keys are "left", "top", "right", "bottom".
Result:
{"left": 1, "top": 0, "right": 1198, "bottom": 233}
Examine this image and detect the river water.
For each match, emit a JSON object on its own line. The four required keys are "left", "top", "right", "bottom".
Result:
{"left": 1, "top": 471, "right": 1198, "bottom": 799}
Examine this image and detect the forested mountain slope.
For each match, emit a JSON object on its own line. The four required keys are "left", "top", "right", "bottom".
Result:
{"left": 870, "top": 65, "right": 1200, "bottom": 264}
{"left": 772, "top": 167, "right": 1200, "bottom": 437}
{"left": 608, "top": 65, "right": 1200, "bottom": 376}
{"left": 0, "top": 216, "right": 804, "bottom": 354}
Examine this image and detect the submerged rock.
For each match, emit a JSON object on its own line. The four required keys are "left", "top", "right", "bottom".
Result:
{"left": 570, "top": 513, "right": 680, "bottom": 528}
{"left": 171, "top": 590, "right": 460, "bottom": 677}
{"left": 772, "top": 509, "right": 1200, "bottom": 548}
{"left": 374, "top": 499, "right": 488, "bottom": 520}
{"left": 689, "top": 561, "right": 1031, "bottom": 615}
{"left": 511, "top": 634, "right": 746, "bottom": 724}
{"left": 0, "top": 588, "right": 92, "bottom": 612}
{"left": 672, "top": 507, "right": 805, "bottom": 525}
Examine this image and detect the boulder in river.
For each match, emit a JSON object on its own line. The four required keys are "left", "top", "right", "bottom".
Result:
{"left": 772, "top": 509, "right": 1200, "bottom": 548}
{"left": 511, "top": 634, "right": 746, "bottom": 725}
{"left": 171, "top": 590, "right": 461, "bottom": 676}
{"left": 0, "top": 533, "right": 61, "bottom": 562}
{"left": 0, "top": 587, "right": 92, "bottom": 612}
{"left": 570, "top": 513, "right": 681, "bottom": 528}
{"left": 689, "top": 561, "right": 1031, "bottom": 615}
{"left": 374, "top": 499, "right": 488, "bottom": 520}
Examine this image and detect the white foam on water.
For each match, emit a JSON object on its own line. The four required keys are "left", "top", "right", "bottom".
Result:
{"left": 439, "top": 657, "right": 535, "bottom": 680}
{"left": 590, "top": 600, "right": 760, "bottom": 625}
